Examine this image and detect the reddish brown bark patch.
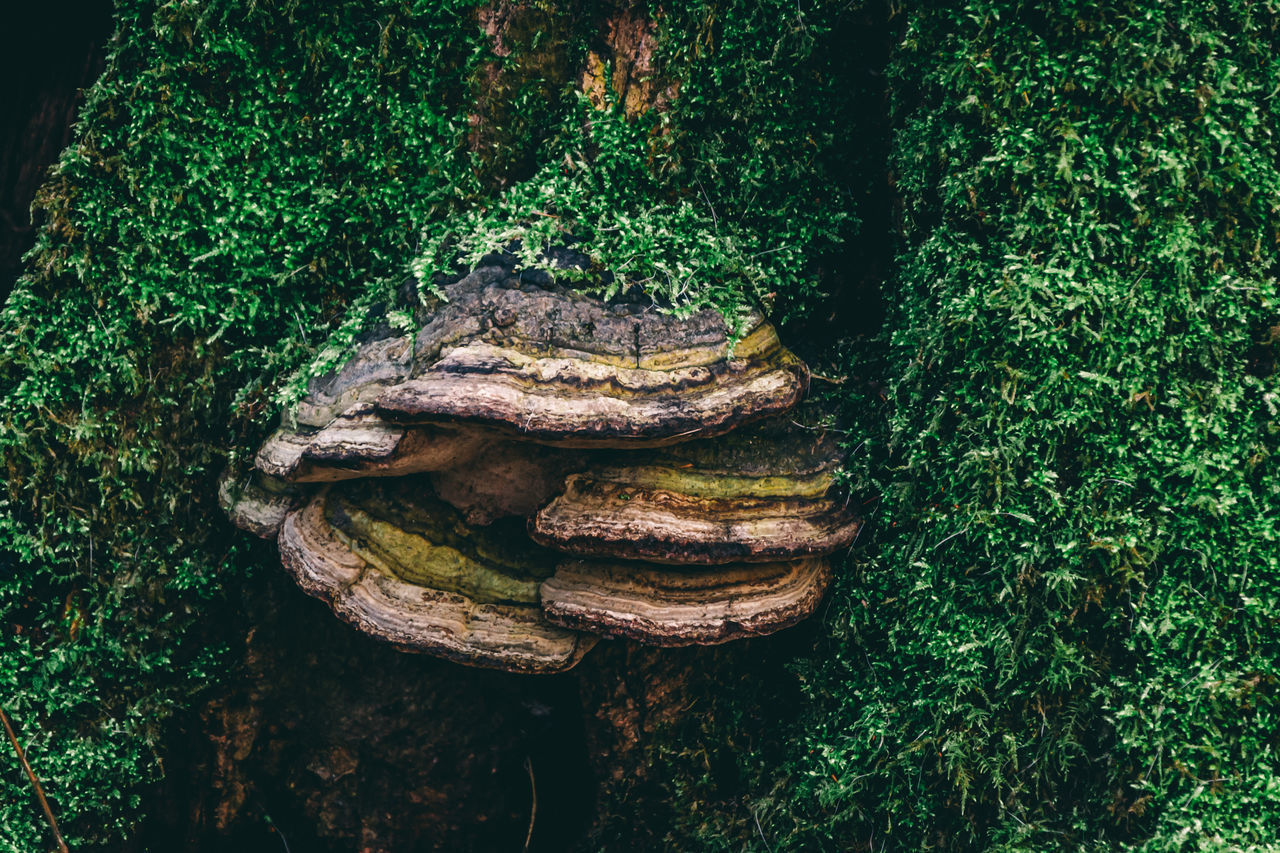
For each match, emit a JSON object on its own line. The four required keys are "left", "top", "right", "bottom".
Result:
{"left": 583, "top": 6, "right": 677, "bottom": 116}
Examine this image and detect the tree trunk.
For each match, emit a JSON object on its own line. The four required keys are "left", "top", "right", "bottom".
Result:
{"left": 114, "top": 5, "right": 812, "bottom": 851}
{"left": 4, "top": 1, "right": 885, "bottom": 848}
{"left": 0, "top": 2, "right": 111, "bottom": 301}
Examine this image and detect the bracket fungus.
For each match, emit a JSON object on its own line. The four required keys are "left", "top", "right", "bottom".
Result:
{"left": 529, "top": 418, "right": 861, "bottom": 565}
{"left": 372, "top": 267, "right": 810, "bottom": 445}
{"left": 279, "top": 481, "right": 596, "bottom": 673}
{"left": 222, "top": 261, "right": 857, "bottom": 671}
{"left": 219, "top": 469, "right": 301, "bottom": 540}
{"left": 255, "top": 406, "right": 491, "bottom": 484}
{"left": 531, "top": 418, "right": 860, "bottom": 645}
{"left": 539, "top": 558, "right": 832, "bottom": 646}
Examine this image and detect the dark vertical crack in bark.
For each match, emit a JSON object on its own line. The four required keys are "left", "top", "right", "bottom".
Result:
{"left": 0, "top": 2, "right": 112, "bottom": 301}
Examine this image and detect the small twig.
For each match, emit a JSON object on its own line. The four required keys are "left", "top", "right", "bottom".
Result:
{"left": 252, "top": 800, "right": 292, "bottom": 853}
{"left": 752, "top": 806, "right": 774, "bottom": 853}
{"left": 523, "top": 756, "right": 537, "bottom": 852}
{"left": 933, "top": 526, "right": 970, "bottom": 551}
{"left": 1, "top": 706, "right": 70, "bottom": 853}
{"left": 848, "top": 518, "right": 865, "bottom": 549}
{"left": 695, "top": 178, "right": 719, "bottom": 230}
{"left": 263, "top": 810, "right": 291, "bottom": 853}
{"left": 787, "top": 419, "right": 852, "bottom": 434}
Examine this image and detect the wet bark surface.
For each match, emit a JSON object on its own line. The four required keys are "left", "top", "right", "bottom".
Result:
{"left": 0, "top": 2, "right": 112, "bottom": 302}
{"left": 126, "top": 566, "right": 597, "bottom": 853}
{"left": 122, "top": 563, "right": 793, "bottom": 852}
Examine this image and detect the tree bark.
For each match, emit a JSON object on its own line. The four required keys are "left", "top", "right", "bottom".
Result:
{"left": 14, "top": 2, "right": 884, "bottom": 848}
{"left": 0, "top": 2, "right": 111, "bottom": 301}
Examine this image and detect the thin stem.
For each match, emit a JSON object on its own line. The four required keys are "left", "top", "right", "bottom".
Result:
{"left": 1, "top": 705, "right": 70, "bottom": 852}
{"left": 523, "top": 756, "right": 537, "bottom": 852}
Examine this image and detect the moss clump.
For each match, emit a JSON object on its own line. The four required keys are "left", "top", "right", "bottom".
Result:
{"left": 789, "top": 1, "right": 1280, "bottom": 849}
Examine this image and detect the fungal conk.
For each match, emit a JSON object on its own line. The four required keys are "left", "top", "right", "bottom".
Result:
{"left": 222, "top": 262, "right": 860, "bottom": 672}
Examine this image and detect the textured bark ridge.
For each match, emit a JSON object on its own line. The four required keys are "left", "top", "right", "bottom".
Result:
{"left": 222, "top": 264, "right": 851, "bottom": 669}
{"left": 581, "top": 5, "right": 677, "bottom": 116}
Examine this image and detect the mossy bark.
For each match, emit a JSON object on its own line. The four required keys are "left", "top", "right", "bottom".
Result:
{"left": 2, "top": 1, "right": 879, "bottom": 849}
{"left": 113, "top": 5, "right": 800, "bottom": 850}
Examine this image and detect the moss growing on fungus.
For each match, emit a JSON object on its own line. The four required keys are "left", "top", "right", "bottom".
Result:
{"left": 0, "top": 0, "right": 862, "bottom": 846}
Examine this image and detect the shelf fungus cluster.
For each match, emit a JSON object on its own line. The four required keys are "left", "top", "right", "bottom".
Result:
{"left": 222, "top": 265, "right": 861, "bottom": 673}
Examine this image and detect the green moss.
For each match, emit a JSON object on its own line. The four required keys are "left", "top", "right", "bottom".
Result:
{"left": 1, "top": 3, "right": 489, "bottom": 845}
{"left": 577, "top": 3, "right": 1280, "bottom": 851}
{"left": 466, "top": 1, "right": 584, "bottom": 191}
{"left": 786, "top": 1, "right": 1280, "bottom": 849}
{"left": 408, "top": 0, "right": 857, "bottom": 324}
{"left": 23, "top": 0, "right": 1280, "bottom": 848}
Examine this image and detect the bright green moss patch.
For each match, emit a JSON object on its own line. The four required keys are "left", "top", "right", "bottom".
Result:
{"left": 789, "top": 2, "right": 1280, "bottom": 849}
